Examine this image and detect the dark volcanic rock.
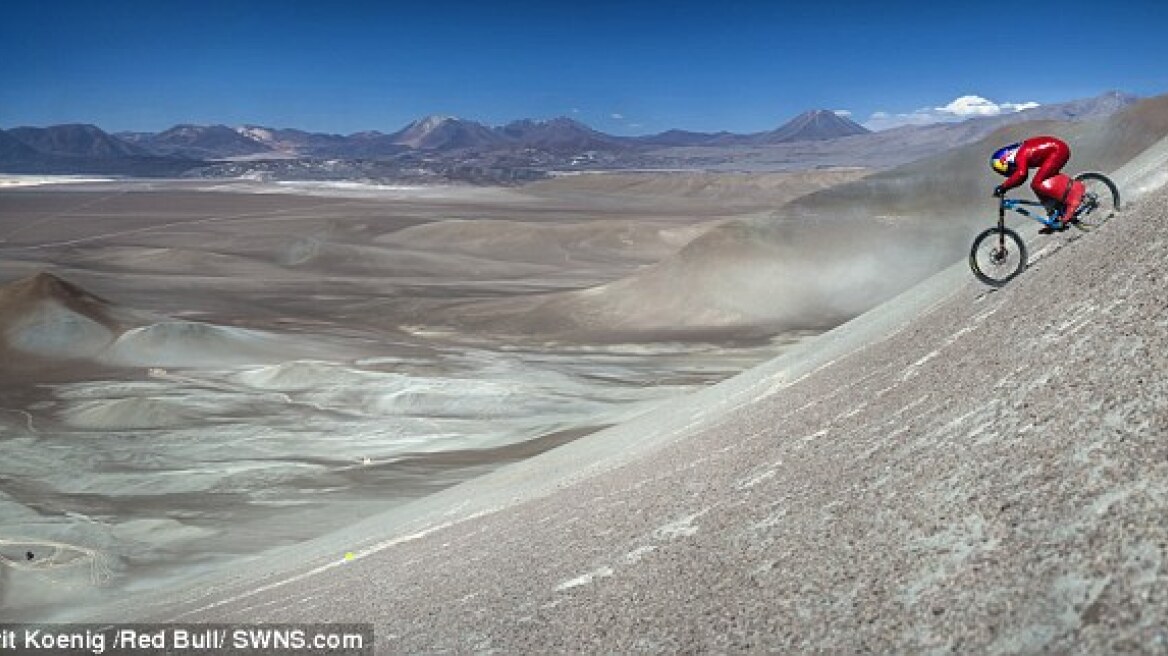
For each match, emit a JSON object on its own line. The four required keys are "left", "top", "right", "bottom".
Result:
{"left": 7, "top": 124, "right": 148, "bottom": 158}
{"left": 389, "top": 116, "right": 506, "bottom": 151}
{"left": 498, "top": 117, "right": 628, "bottom": 152}
{"left": 752, "top": 109, "right": 871, "bottom": 143}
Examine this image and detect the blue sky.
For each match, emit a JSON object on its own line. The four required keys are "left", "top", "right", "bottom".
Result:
{"left": 2, "top": 0, "right": 1166, "bottom": 135}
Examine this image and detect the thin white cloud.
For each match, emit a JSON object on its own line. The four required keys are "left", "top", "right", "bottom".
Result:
{"left": 862, "top": 109, "right": 941, "bottom": 131}
{"left": 610, "top": 113, "right": 624, "bottom": 120}
{"left": 864, "top": 94, "right": 1041, "bottom": 131}
{"left": 833, "top": 109, "right": 853, "bottom": 117}
{"left": 1002, "top": 101, "right": 1040, "bottom": 112}
{"left": 936, "top": 95, "right": 1001, "bottom": 117}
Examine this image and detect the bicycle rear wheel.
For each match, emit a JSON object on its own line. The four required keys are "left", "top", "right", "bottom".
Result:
{"left": 970, "top": 226, "right": 1027, "bottom": 286}
{"left": 1072, "top": 172, "right": 1121, "bottom": 230}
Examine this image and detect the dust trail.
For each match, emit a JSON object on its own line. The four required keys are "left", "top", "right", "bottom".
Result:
{"left": 429, "top": 95, "right": 1168, "bottom": 340}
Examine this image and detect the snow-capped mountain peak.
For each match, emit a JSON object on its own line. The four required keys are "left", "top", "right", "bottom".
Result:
{"left": 236, "top": 126, "right": 276, "bottom": 144}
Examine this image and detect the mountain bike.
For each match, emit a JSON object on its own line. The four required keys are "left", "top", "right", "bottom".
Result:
{"left": 969, "top": 172, "right": 1121, "bottom": 286}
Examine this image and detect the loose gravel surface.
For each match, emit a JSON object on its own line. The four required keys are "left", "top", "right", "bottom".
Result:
{"left": 126, "top": 186, "right": 1168, "bottom": 654}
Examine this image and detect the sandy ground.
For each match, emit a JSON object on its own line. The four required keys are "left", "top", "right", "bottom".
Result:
{"left": 0, "top": 172, "right": 853, "bottom": 620}
{"left": 0, "top": 174, "right": 842, "bottom": 329}
{"left": 79, "top": 173, "right": 1168, "bottom": 652}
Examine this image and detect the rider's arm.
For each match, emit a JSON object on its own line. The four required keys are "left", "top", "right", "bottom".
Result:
{"left": 998, "top": 147, "right": 1030, "bottom": 191}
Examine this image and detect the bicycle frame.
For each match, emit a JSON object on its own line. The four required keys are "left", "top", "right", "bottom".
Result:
{"left": 998, "top": 197, "right": 1064, "bottom": 230}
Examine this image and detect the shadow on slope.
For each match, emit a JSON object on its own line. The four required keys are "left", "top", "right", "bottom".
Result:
{"left": 0, "top": 273, "right": 136, "bottom": 377}
{"left": 0, "top": 272, "right": 326, "bottom": 380}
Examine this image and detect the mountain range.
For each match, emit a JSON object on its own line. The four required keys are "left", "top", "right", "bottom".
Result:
{"left": 0, "top": 91, "right": 1139, "bottom": 177}
{"left": 0, "top": 108, "right": 872, "bottom": 164}
{"left": 121, "top": 111, "right": 869, "bottom": 159}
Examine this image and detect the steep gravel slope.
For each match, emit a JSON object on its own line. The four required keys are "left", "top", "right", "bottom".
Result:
{"left": 100, "top": 185, "right": 1168, "bottom": 653}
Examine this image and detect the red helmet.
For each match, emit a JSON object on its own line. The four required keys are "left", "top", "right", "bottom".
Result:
{"left": 991, "top": 143, "right": 1020, "bottom": 176}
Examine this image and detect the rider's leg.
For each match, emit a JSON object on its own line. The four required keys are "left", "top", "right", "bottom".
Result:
{"left": 1034, "top": 174, "right": 1084, "bottom": 223}
{"left": 1030, "top": 142, "right": 1073, "bottom": 220}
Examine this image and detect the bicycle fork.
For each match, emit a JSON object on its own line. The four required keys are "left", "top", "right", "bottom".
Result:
{"left": 997, "top": 203, "right": 1009, "bottom": 250}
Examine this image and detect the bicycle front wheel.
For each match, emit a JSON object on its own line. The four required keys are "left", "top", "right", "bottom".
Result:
{"left": 1073, "top": 172, "right": 1121, "bottom": 230}
{"left": 970, "top": 226, "right": 1027, "bottom": 286}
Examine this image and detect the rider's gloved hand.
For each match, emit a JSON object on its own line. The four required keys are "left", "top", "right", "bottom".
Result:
{"left": 992, "top": 185, "right": 1005, "bottom": 198}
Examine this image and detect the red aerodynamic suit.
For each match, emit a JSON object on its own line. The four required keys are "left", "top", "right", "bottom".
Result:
{"left": 997, "top": 136, "right": 1084, "bottom": 222}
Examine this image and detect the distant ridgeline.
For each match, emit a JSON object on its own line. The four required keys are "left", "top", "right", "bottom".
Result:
{"left": 0, "top": 91, "right": 1138, "bottom": 180}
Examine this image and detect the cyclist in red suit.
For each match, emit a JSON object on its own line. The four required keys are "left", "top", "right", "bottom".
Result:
{"left": 990, "top": 136, "right": 1084, "bottom": 231}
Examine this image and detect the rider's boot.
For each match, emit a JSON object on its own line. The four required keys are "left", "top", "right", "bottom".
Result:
{"left": 1038, "top": 221, "right": 1066, "bottom": 234}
